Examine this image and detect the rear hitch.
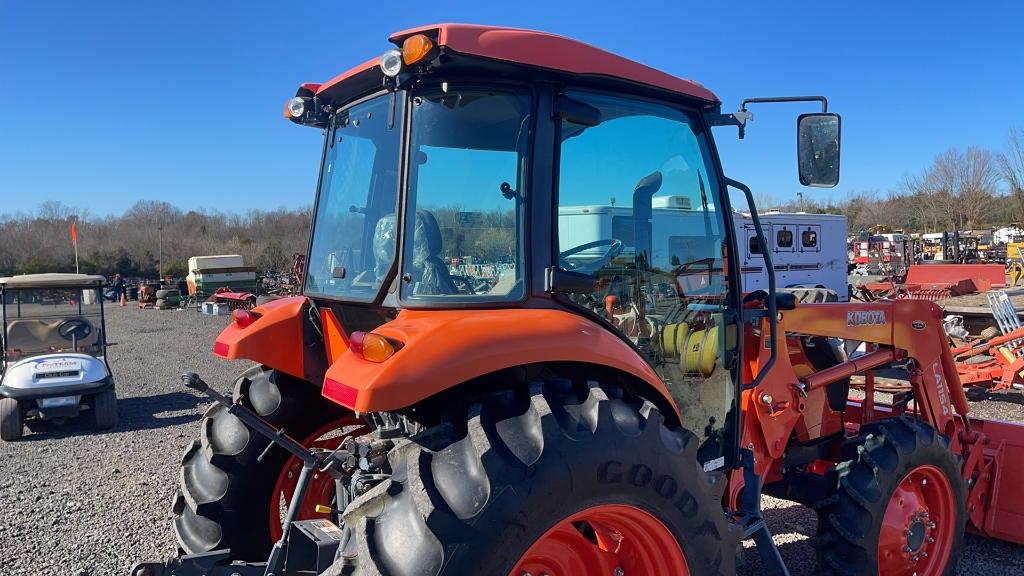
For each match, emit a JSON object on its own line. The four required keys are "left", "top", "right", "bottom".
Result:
{"left": 130, "top": 372, "right": 349, "bottom": 576}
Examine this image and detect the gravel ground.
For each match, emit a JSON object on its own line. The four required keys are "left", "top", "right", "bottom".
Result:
{"left": 0, "top": 305, "right": 249, "bottom": 576}
{"left": 0, "top": 305, "right": 1021, "bottom": 575}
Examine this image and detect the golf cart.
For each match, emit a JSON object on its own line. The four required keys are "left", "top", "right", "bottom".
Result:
{"left": 0, "top": 273, "right": 117, "bottom": 440}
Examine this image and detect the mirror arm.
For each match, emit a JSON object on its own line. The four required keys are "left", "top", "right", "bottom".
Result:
{"left": 709, "top": 96, "right": 829, "bottom": 139}
{"left": 706, "top": 110, "right": 755, "bottom": 139}
{"left": 740, "top": 95, "right": 828, "bottom": 113}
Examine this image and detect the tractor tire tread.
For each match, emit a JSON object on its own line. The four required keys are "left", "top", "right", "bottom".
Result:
{"left": 328, "top": 379, "right": 737, "bottom": 576}
{"left": 811, "top": 415, "right": 966, "bottom": 575}
{"left": 782, "top": 286, "right": 840, "bottom": 304}
{"left": 172, "top": 365, "right": 343, "bottom": 560}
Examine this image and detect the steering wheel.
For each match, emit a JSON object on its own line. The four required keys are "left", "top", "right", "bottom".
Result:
{"left": 57, "top": 318, "right": 92, "bottom": 341}
{"left": 559, "top": 239, "right": 624, "bottom": 274}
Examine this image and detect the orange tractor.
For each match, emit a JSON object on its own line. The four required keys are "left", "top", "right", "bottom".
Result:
{"left": 135, "top": 24, "right": 1024, "bottom": 576}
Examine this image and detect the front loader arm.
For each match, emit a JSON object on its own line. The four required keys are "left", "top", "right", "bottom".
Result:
{"left": 745, "top": 298, "right": 1024, "bottom": 546}
{"left": 783, "top": 299, "right": 968, "bottom": 437}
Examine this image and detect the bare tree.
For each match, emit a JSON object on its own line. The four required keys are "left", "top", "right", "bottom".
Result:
{"left": 999, "top": 127, "right": 1024, "bottom": 223}
{"left": 957, "top": 146, "right": 999, "bottom": 228}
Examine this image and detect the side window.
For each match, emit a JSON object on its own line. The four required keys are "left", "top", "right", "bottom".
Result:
{"left": 305, "top": 95, "right": 401, "bottom": 300}
{"left": 802, "top": 230, "right": 818, "bottom": 248}
{"left": 556, "top": 90, "right": 736, "bottom": 469}
{"left": 749, "top": 236, "right": 762, "bottom": 255}
{"left": 776, "top": 229, "right": 794, "bottom": 249}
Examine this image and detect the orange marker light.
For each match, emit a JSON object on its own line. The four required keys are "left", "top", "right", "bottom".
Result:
{"left": 402, "top": 34, "right": 434, "bottom": 65}
{"left": 349, "top": 331, "right": 397, "bottom": 363}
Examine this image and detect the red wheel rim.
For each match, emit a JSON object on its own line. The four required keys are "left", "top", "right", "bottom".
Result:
{"left": 878, "top": 464, "right": 956, "bottom": 576}
{"left": 509, "top": 504, "right": 689, "bottom": 576}
{"left": 268, "top": 415, "right": 367, "bottom": 542}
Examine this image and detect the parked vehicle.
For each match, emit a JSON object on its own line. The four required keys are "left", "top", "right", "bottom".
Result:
{"left": 0, "top": 273, "right": 117, "bottom": 440}
{"left": 136, "top": 24, "right": 1022, "bottom": 576}
{"left": 560, "top": 204, "right": 849, "bottom": 300}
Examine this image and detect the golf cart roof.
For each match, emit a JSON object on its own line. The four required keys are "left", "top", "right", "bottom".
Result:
{"left": 0, "top": 273, "right": 106, "bottom": 289}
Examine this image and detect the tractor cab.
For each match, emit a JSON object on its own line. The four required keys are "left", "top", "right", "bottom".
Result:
{"left": 292, "top": 27, "right": 840, "bottom": 472}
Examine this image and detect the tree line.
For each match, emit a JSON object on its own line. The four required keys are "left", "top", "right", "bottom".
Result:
{"left": 0, "top": 200, "right": 311, "bottom": 278}
{"left": 5, "top": 127, "right": 1024, "bottom": 279}
{"left": 755, "top": 127, "right": 1024, "bottom": 234}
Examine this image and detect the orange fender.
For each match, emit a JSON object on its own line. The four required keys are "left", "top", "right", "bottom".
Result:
{"left": 322, "top": 308, "right": 677, "bottom": 418}
{"left": 213, "top": 296, "right": 311, "bottom": 381}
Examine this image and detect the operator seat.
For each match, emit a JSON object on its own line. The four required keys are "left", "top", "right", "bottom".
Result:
{"left": 370, "top": 210, "right": 458, "bottom": 295}
{"left": 410, "top": 210, "right": 458, "bottom": 295}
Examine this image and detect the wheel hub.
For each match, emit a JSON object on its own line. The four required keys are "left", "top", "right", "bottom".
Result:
{"left": 878, "top": 465, "right": 955, "bottom": 576}
{"left": 509, "top": 504, "right": 688, "bottom": 576}
{"left": 905, "top": 517, "right": 926, "bottom": 552}
{"left": 268, "top": 416, "right": 367, "bottom": 543}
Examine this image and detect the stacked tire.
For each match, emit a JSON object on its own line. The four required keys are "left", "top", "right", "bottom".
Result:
{"left": 155, "top": 288, "right": 182, "bottom": 309}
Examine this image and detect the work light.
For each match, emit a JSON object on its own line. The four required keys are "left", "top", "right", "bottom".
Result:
{"left": 380, "top": 49, "right": 403, "bottom": 77}
{"left": 285, "top": 97, "right": 306, "bottom": 119}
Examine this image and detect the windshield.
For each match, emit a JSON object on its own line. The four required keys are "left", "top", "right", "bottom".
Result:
{"left": 400, "top": 87, "right": 530, "bottom": 302}
{"left": 305, "top": 93, "right": 404, "bottom": 301}
{"left": 2, "top": 287, "right": 105, "bottom": 361}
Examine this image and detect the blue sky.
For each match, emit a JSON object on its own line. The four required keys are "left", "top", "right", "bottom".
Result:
{"left": 1, "top": 1, "right": 1022, "bottom": 217}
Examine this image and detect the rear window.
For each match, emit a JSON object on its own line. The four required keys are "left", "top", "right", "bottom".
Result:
{"left": 749, "top": 236, "right": 761, "bottom": 255}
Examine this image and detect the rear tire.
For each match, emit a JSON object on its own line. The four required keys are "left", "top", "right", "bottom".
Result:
{"left": 93, "top": 387, "right": 118, "bottom": 430}
{"left": 172, "top": 366, "right": 345, "bottom": 560}
{"left": 331, "top": 379, "right": 736, "bottom": 576}
{"left": 783, "top": 286, "right": 840, "bottom": 304}
{"left": 0, "top": 398, "right": 23, "bottom": 441}
{"left": 812, "top": 416, "right": 966, "bottom": 575}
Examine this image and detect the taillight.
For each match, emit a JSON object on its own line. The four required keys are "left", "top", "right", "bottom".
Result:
{"left": 349, "top": 331, "right": 398, "bottom": 362}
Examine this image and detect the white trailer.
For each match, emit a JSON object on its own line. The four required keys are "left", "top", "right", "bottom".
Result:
{"left": 558, "top": 198, "right": 849, "bottom": 301}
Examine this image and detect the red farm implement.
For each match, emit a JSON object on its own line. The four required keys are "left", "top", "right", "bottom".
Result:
{"left": 208, "top": 287, "right": 256, "bottom": 310}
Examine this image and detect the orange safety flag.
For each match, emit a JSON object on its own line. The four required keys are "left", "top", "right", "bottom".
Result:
{"left": 71, "top": 221, "right": 78, "bottom": 243}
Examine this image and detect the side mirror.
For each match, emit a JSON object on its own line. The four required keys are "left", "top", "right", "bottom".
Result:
{"left": 797, "top": 113, "right": 841, "bottom": 188}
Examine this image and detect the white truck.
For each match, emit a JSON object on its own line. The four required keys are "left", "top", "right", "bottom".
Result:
{"left": 558, "top": 197, "right": 849, "bottom": 301}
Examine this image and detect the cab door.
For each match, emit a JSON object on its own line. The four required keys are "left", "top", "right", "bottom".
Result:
{"left": 554, "top": 90, "right": 740, "bottom": 471}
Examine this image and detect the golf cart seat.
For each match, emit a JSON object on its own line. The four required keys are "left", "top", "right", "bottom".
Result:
{"left": 5, "top": 318, "right": 98, "bottom": 355}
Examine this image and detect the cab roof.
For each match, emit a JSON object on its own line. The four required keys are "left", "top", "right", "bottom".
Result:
{"left": 0, "top": 273, "right": 106, "bottom": 289}
{"left": 312, "top": 23, "right": 718, "bottom": 104}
